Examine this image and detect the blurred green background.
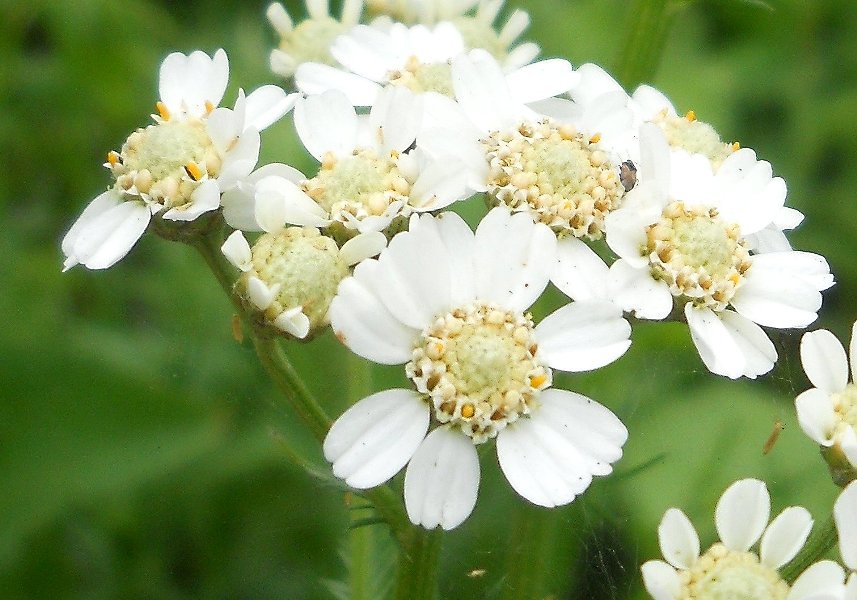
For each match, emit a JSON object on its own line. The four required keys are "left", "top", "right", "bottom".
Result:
{"left": 2, "top": 0, "right": 857, "bottom": 598}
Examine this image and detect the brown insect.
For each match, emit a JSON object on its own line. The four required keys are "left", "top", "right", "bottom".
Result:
{"left": 619, "top": 160, "right": 637, "bottom": 192}
{"left": 762, "top": 420, "right": 784, "bottom": 455}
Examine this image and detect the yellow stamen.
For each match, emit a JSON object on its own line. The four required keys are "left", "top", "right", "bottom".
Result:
{"left": 589, "top": 132, "right": 602, "bottom": 144}
{"left": 156, "top": 101, "right": 171, "bottom": 121}
{"left": 529, "top": 373, "right": 547, "bottom": 388}
{"left": 461, "top": 404, "right": 475, "bottom": 419}
{"left": 184, "top": 162, "right": 203, "bottom": 181}
{"left": 107, "top": 151, "right": 122, "bottom": 167}
{"left": 685, "top": 110, "right": 697, "bottom": 122}
{"left": 731, "top": 141, "right": 741, "bottom": 151}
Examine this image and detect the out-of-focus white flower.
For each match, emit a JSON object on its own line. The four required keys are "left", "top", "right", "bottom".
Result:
{"left": 641, "top": 478, "right": 824, "bottom": 600}
{"left": 62, "top": 50, "right": 296, "bottom": 271}
{"left": 833, "top": 481, "right": 857, "bottom": 598}
{"left": 604, "top": 124, "right": 832, "bottom": 379}
{"left": 322, "top": 208, "right": 630, "bottom": 529}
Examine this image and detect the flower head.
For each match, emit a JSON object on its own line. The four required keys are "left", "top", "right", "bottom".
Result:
{"left": 322, "top": 207, "right": 631, "bottom": 529}
{"left": 642, "top": 478, "right": 817, "bottom": 600}
{"left": 62, "top": 49, "right": 296, "bottom": 271}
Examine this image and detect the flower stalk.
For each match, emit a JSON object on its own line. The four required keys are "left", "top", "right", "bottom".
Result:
{"left": 613, "top": 0, "right": 679, "bottom": 90}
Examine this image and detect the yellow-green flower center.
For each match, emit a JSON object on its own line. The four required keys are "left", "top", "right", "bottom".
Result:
{"left": 677, "top": 543, "right": 789, "bottom": 600}
{"left": 484, "top": 121, "right": 625, "bottom": 240}
{"left": 646, "top": 201, "right": 751, "bottom": 311}
{"left": 110, "top": 118, "right": 220, "bottom": 209}
{"left": 277, "top": 17, "right": 347, "bottom": 67}
{"left": 242, "top": 227, "right": 348, "bottom": 336}
{"left": 406, "top": 304, "right": 550, "bottom": 444}
{"left": 653, "top": 110, "right": 737, "bottom": 169}
{"left": 452, "top": 16, "right": 510, "bottom": 62}
{"left": 302, "top": 149, "right": 413, "bottom": 232}
{"left": 832, "top": 383, "right": 857, "bottom": 437}
{"left": 388, "top": 56, "right": 454, "bottom": 96}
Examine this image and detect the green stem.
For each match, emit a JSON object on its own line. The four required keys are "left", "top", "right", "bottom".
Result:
{"left": 501, "top": 506, "right": 564, "bottom": 600}
{"left": 612, "top": 0, "right": 679, "bottom": 90}
{"left": 392, "top": 528, "right": 443, "bottom": 600}
{"left": 781, "top": 516, "right": 838, "bottom": 582}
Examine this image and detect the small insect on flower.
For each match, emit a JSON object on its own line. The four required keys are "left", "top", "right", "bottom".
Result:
{"left": 762, "top": 419, "right": 784, "bottom": 455}
{"left": 619, "top": 160, "right": 637, "bottom": 192}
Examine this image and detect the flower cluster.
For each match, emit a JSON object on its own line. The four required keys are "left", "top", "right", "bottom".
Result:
{"left": 62, "top": 0, "right": 837, "bottom": 544}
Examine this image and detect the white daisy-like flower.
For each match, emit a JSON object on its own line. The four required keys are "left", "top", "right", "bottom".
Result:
{"left": 604, "top": 124, "right": 832, "bottom": 379}
{"left": 833, "top": 480, "right": 857, "bottom": 597}
{"left": 796, "top": 321, "right": 857, "bottom": 476}
{"left": 641, "top": 478, "right": 824, "bottom": 600}
{"left": 295, "top": 18, "right": 552, "bottom": 106}
{"left": 221, "top": 228, "right": 384, "bottom": 338}
{"left": 223, "top": 87, "right": 470, "bottom": 239}
{"left": 62, "top": 49, "right": 296, "bottom": 271}
{"left": 323, "top": 207, "right": 631, "bottom": 529}
{"left": 267, "top": 0, "right": 364, "bottom": 79}
{"left": 420, "top": 49, "right": 632, "bottom": 247}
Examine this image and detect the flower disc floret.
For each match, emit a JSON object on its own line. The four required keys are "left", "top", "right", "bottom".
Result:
{"left": 653, "top": 110, "right": 737, "bottom": 168}
{"left": 110, "top": 117, "right": 220, "bottom": 210}
{"left": 646, "top": 201, "right": 752, "bottom": 311}
{"left": 241, "top": 227, "right": 348, "bottom": 333}
{"left": 677, "top": 543, "right": 789, "bottom": 600}
{"left": 302, "top": 149, "right": 413, "bottom": 228}
{"left": 406, "top": 303, "right": 550, "bottom": 444}
{"left": 484, "top": 121, "right": 625, "bottom": 240}
{"left": 388, "top": 56, "right": 455, "bottom": 96}
{"left": 832, "top": 385, "right": 857, "bottom": 440}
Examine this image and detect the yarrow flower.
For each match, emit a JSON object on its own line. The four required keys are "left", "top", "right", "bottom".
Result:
{"left": 267, "top": 0, "right": 364, "bottom": 78}
{"left": 604, "top": 125, "right": 833, "bottom": 379}
{"left": 796, "top": 321, "right": 857, "bottom": 481}
{"left": 62, "top": 49, "right": 295, "bottom": 270}
{"left": 641, "top": 478, "right": 833, "bottom": 600}
{"left": 322, "top": 207, "right": 631, "bottom": 529}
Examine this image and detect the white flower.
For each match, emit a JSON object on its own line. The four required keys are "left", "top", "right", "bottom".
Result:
{"left": 796, "top": 322, "right": 857, "bottom": 471}
{"left": 604, "top": 124, "right": 833, "bottom": 379}
{"left": 225, "top": 87, "right": 470, "bottom": 237}
{"left": 641, "top": 478, "right": 820, "bottom": 600}
{"left": 62, "top": 50, "right": 297, "bottom": 271}
{"left": 221, "top": 228, "right": 384, "bottom": 338}
{"left": 322, "top": 207, "right": 631, "bottom": 529}
{"left": 267, "top": 0, "right": 364, "bottom": 78}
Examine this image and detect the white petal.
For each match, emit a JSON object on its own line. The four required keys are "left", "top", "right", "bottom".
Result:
{"left": 715, "top": 478, "right": 770, "bottom": 552}
{"left": 255, "top": 176, "right": 329, "bottom": 231}
{"left": 835, "top": 481, "right": 857, "bottom": 571}
{"left": 434, "top": 210, "right": 476, "bottom": 307}
{"left": 451, "top": 50, "right": 523, "bottom": 132}
{"left": 70, "top": 200, "right": 151, "bottom": 270}
{"left": 272, "top": 306, "right": 311, "bottom": 339}
{"left": 536, "top": 301, "right": 631, "bottom": 372}
{"left": 685, "top": 305, "right": 746, "bottom": 379}
{"left": 658, "top": 508, "right": 700, "bottom": 570}
{"left": 731, "top": 260, "right": 822, "bottom": 329}
{"left": 368, "top": 213, "right": 453, "bottom": 329}
{"left": 340, "top": 232, "right": 387, "bottom": 266}
{"left": 294, "top": 91, "right": 359, "bottom": 160}
{"left": 323, "top": 389, "right": 430, "bottom": 489}
{"left": 369, "top": 86, "right": 422, "bottom": 154}
{"left": 295, "top": 63, "right": 383, "bottom": 106}
{"left": 604, "top": 201, "right": 659, "bottom": 268}
{"left": 409, "top": 159, "right": 469, "bottom": 211}
{"left": 507, "top": 59, "right": 579, "bottom": 104}
{"left": 246, "top": 275, "right": 277, "bottom": 310}
{"left": 760, "top": 506, "right": 813, "bottom": 569}
{"left": 404, "top": 427, "right": 480, "bottom": 530}
{"left": 329, "top": 264, "right": 417, "bottom": 364}
{"left": 609, "top": 260, "right": 673, "bottom": 320}
{"left": 62, "top": 190, "right": 122, "bottom": 267}
{"left": 851, "top": 321, "right": 857, "bottom": 384}
{"left": 551, "top": 237, "right": 610, "bottom": 302}
{"left": 163, "top": 179, "right": 221, "bottom": 221}
{"left": 641, "top": 560, "right": 681, "bottom": 600}
{"left": 473, "top": 208, "right": 556, "bottom": 312}
{"left": 217, "top": 128, "right": 261, "bottom": 190}
{"left": 243, "top": 85, "right": 297, "bottom": 131}
{"left": 221, "top": 230, "right": 252, "bottom": 271}
{"left": 718, "top": 310, "right": 778, "bottom": 379}
{"left": 801, "top": 329, "right": 849, "bottom": 395}
{"left": 795, "top": 388, "right": 837, "bottom": 446}
{"left": 497, "top": 389, "right": 627, "bottom": 507}
{"left": 788, "top": 560, "right": 847, "bottom": 600}
{"left": 750, "top": 251, "right": 834, "bottom": 292}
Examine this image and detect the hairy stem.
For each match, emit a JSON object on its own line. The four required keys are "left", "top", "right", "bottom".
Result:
{"left": 392, "top": 528, "right": 443, "bottom": 600}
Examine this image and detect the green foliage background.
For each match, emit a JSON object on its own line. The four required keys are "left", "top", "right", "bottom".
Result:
{"left": 2, "top": 0, "right": 857, "bottom": 597}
